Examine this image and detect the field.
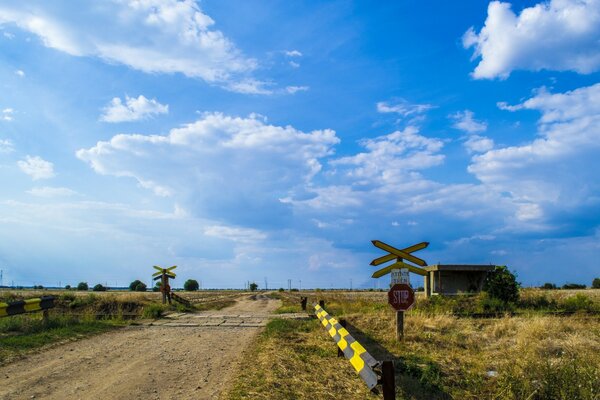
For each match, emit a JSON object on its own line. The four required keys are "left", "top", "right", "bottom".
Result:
{"left": 224, "top": 289, "right": 600, "bottom": 400}
{"left": 1, "top": 288, "right": 599, "bottom": 399}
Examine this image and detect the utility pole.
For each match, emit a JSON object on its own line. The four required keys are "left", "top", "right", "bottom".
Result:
{"left": 264, "top": 277, "right": 268, "bottom": 291}
{"left": 350, "top": 278, "right": 353, "bottom": 290}
{"left": 0, "top": 269, "right": 3, "bottom": 287}
{"left": 299, "top": 279, "right": 301, "bottom": 291}
{"left": 288, "top": 279, "right": 291, "bottom": 291}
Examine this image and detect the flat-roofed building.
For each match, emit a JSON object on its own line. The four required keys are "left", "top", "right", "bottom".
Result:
{"left": 423, "top": 264, "right": 496, "bottom": 297}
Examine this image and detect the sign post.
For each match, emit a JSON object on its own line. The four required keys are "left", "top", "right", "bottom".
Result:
{"left": 152, "top": 265, "right": 177, "bottom": 304}
{"left": 388, "top": 283, "right": 415, "bottom": 339}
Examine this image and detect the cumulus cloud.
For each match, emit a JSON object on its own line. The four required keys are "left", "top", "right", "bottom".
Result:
{"left": 0, "top": 1, "right": 258, "bottom": 88}
{"left": 463, "top": 135, "right": 494, "bottom": 154}
{"left": 450, "top": 110, "right": 487, "bottom": 133}
{"left": 15, "top": 69, "right": 24, "bottom": 77}
{"left": 77, "top": 112, "right": 339, "bottom": 226}
{"left": 27, "top": 186, "right": 77, "bottom": 197}
{"left": 469, "top": 83, "right": 600, "bottom": 226}
{"left": 17, "top": 156, "right": 55, "bottom": 180}
{"left": 284, "top": 50, "right": 302, "bottom": 57}
{"left": 0, "top": 139, "right": 14, "bottom": 153}
{"left": 1, "top": 108, "right": 14, "bottom": 121}
{"left": 376, "top": 100, "right": 434, "bottom": 118}
{"left": 100, "top": 95, "right": 168, "bottom": 122}
{"left": 464, "top": 0, "right": 600, "bottom": 79}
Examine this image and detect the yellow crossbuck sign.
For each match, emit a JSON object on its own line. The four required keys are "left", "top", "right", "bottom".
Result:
{"left": 152, "top": 265, "right": 176, "bottom": 279}
{"left": 370, "top": 240, "right": 429, "bottom": 278}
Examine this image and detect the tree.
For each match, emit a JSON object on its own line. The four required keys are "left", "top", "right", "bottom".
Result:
{"left": 562, "top": 283, "right": 586, "bottom": 290}
{"left": 129, "top": 280, "right": 147, "bottom": 292}
{"left": 593, "top": 278, "right": 600, "bottom": 289}
{"left": 483, "top": 265, "right": 520, "bottom": 303}
{"left": 93, "top": 283, "right": 107, "bottom": 292}
{"left": 77, "top": 282, "right": 89, "bottom": 291}
{"left": 184, "top": 279, "right": 199, "bottom": 291}
{"left": 65, "top": 284, "right": 71, "bottom": 290}
{"left": 541, "top": 282, "right": 557, "bottom": 290}
{"left": 153, "top": 282, "right": 161, "bottom": 292}
{"left": 249, "top": 282, "right": 258, "bottom": 291}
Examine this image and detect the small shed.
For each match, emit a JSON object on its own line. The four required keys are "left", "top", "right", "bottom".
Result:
{"left": 423, "top": 264, "right": 495, "bottom": 297}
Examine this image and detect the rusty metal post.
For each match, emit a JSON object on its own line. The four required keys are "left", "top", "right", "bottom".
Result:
{"left": 396, "top": 311, "right": 404, "bottom": 340}
{"left": 300, "top": 297, "right": 307, "bottom": 311}
{"left": 337, "top": 319, "right": 346, "bottom": 357}
{"left": 381, "top": 361, "right": 395, "bottom": 400}
{"left": 319, "top": 300, "right": 325, "bottom": 308}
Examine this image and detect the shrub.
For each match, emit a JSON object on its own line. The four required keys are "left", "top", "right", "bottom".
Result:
{"left": 142, "top": 303, "right": 166, "bottom": 319}
{"left": 129, "top": 280, "right": 147, "bottom": 292}
{"left": 77, "top": 282, "right": 88, "bottom": 291}
{"left": 483, "top": 265, "right": 520, "bottom": 303}
{"left": 93, "top": 284, "right": 107, "bottom": 292}
{"left": 593, "top": 278, "right": 600, "bottom": 289}
{"left": 562, "top": 283, "right": 586, "bottom": 290}
{"left": 65, "top": 284, "right": 71, "bottom": 290}
{"left": 183, "top": 279, "right": 199, "bottom": 291}
{"left": 562, "top": 294, "right": 596, "bottom": 312}
{"left": 153, "top": 282, "right": 161, "bottom": 292}
{"left": 278, "top": 288, "right": 284, "bottom": 292}
{"left": 249, "top": 282, "right": 258, "bottom": 291}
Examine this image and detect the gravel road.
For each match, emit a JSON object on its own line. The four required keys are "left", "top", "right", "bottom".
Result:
{"left": 0, "top": 294, "right": 279, "bottom": 400}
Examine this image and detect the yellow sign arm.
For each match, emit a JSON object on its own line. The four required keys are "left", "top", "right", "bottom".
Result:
{"left": 153, "top": 266, "right": 163, "bottom": 271}
{"left": 371, "top": 261, "right": 428, "bottom": 278}
{"left": 370, "top": 253, "right": 396, "bottom": 266}
{"left": 166, "top": 266, "right": 177, "bottom": 271}
{"left": 371, "top": 240, "right": 427, "bottom": 266}
{"left": 152, "top": 271, "right": 163, "bottom": 277}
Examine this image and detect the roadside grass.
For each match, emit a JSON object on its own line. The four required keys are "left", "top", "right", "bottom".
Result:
{"left": 226, "top": 290, "right": 600, "bottom": 400}
{"left": 0, "top": 289, "right": 238, "bottom": 364}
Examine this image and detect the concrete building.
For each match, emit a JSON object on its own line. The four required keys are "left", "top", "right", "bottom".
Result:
{"left": 423, "top": 264, "right": 496, "bottom": 297}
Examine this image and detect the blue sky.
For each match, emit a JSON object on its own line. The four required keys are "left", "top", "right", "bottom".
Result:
{"left": 0, "top": 0, "right": 599, "bottom": 289}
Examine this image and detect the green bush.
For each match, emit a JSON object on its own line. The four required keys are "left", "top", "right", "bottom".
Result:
{"left": 483, "top": 265, "right": 520, "bottom": 303}
{"left": 278, "top": 288, "right": 284, "bottom": 292}
{"left": 129, "top": 280, "right": 147, "bottom": 292}
{"left": 92, "top": 284, "right": 107, "bottom": 292}
{"left": 77, "top": 282, "right": 88, "bottom": 291}
{"left": 593, "top": 278, "right": 600, "bottom": 289}
{"left": 249, "top": 282, "right": 258, "bottom": 291}
{"left": 183, "top": 279, "right": 199, "bottom": 291}
{"left": 142, "top": 303, "right": 166, "bottom": 319}
{"left": 540, "top": 282, "right": 557, "bottom": 290}
{"left": 562, "top": 294, "right": 596, "bottom": 312}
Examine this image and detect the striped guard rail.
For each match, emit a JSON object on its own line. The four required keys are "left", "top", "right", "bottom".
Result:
{"left": 314, "top": 304, "right": 380, "bottom": 390}
{"left": 0, "top": 296, "right": 56, "bottom": 318}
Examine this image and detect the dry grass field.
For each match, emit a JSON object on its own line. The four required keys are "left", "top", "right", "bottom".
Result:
{"left": 224, "top": 289, "right": 600, "bottom": 400}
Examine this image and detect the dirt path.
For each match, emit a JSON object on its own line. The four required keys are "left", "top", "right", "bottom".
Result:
{"left": 0, "top": 294, "right": 281, "bottom": 400}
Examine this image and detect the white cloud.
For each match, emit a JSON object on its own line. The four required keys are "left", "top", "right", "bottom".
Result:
{"left": 0, "top": 139, "right": 14, "bottom": 153}
{"left": 464, "top": 0, "right": 600, "bottom": 79}
{"left": 464, "top": 135, "right": 494, "bottom": 154}
{"left": 1, "top": 108, "right": 14, "bottom": 121}
{"left": 27, "top": 186, "right": 77, "bottom": 197}
{"left": 17, "top": 156, "right": 55, "bottom": 180}
{"left": 15, "top": 69, "right": 24, "bottom": 77}
{"left": 0, "top": 1, "right": 258, "bottom": 88}
{"left": 77, "top": 112, "right": 339, "bottom": 224}
{"left": 2, "top": 31, "right": 14, "bottom": 39}
{"left": 225, "top": 79, "right": 273, "bottom": 95}
{"left": 286, "top": 85, "right": 309, "bottom": 94}
{"left": 470, "top": 83, "right": 600, "bottom": 223}
{"left": 100, "top": 95, "right": 168, "bottom": 123}
{"left": 450, "top": 110, "right": 487, "bottom": 133}
{"left": 289, "top": 61, "right": 300, "bottom": 68}
{"left": 377, "top": 100, "right": 434, "bottom": 118}
{"left": 285, "top": 50, "right": 302, "bottom": 57}
{"left": 204, "top": 225, "right": 267, "bottom": 243}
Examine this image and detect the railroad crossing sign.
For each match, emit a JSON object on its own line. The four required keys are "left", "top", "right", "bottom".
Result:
{"left": 388, "top": 283, "right": 415, "bottom": 311}
{"left": 152, "top": 265, "right": 177, "bottom": 304}
{"left": 370, "top": 240, "right": 429, "bottom": 279}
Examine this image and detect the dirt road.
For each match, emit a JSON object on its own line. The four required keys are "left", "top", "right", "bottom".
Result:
{"left": 0, "top": 294, "right": 281, "bottom": 400}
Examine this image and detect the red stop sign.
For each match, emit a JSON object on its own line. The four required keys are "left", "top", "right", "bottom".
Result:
{"left": 388, "top": 283, "right": 415, "bottom": 311}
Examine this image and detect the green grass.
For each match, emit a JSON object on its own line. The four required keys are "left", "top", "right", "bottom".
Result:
{"left": 0, "top": 315, "right": 125, "bottom": 363}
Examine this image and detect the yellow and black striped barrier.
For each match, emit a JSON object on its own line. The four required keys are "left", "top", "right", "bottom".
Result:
{"left": 0, "top": 296, "right": 56, "bottom": 318}
{"left": 314, "top": 304, "right": 380, "bottom": 390}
